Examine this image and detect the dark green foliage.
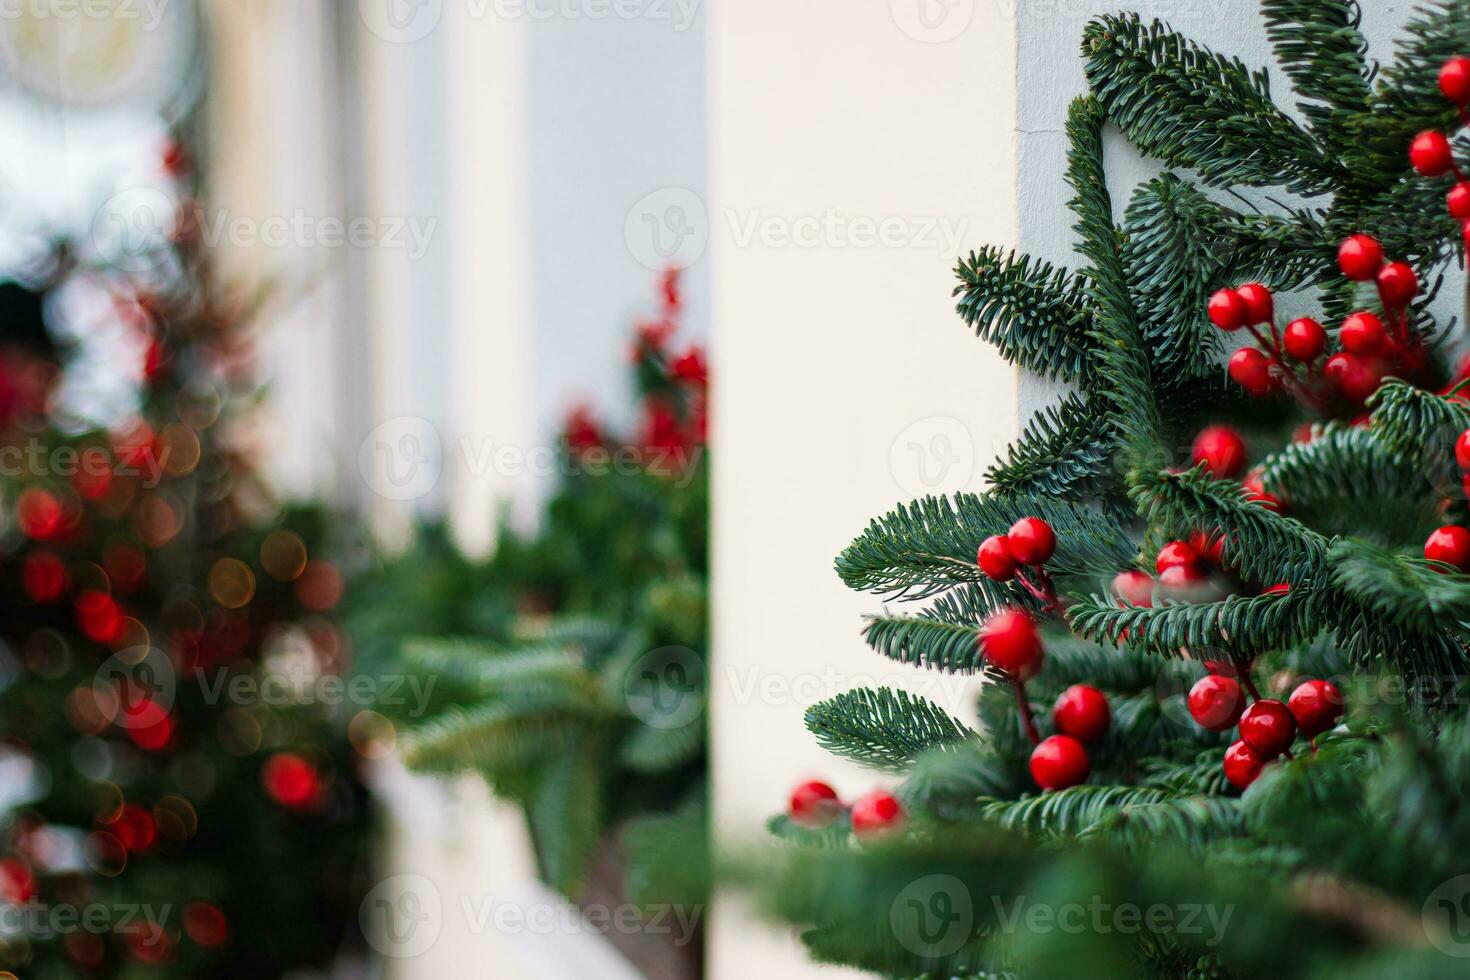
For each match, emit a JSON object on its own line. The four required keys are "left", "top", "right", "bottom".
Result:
{"left": 747, "top": 2, "right": 1470, "bottom": 978}
{"left": 805, "top": 688, "right": 975, "bottom": 771}
{"left": 954, "top": 248, "right": 1094, "bottom": 381}
{"left": 346, "top": 289, "right": 709, "bottom": 913}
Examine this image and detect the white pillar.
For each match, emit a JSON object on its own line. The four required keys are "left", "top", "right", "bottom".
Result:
{"left": 706, "top": 1, "right": 1020, "bottom": 975}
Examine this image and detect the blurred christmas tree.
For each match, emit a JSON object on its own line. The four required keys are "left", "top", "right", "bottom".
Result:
{"left": 746, "top": 3, "right": 1470, "bottom": 978}
{"left": 349, "top": 270, "right": 708, "bottom": 975}
{"left": 0, "top": 139, "right": 370, "bottom": 977}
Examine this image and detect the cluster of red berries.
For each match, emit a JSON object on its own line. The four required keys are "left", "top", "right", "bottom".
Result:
{"left": 978, "top": 516, "right": 1061, "bottom": 610}
{"left": 1410, "top": 56, "right": 1470, "bottom": 250}
{"left": 1188, "top": 672, "right": 1344, "bottom": 789}
{"left": 1030, "top": 684, "right": 1110, "bottom": 791}
{"left": 787, "top": 781, "right": 904, "bottom": 839}
{"left": 976, "top": 518, "right": 1114, "bottom": 793}
{"left": 1210, "top": 242, "right": 1422, "bottom": 407}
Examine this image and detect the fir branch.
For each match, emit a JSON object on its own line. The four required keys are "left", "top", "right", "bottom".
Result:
{"left": 1260, "top": 0, "right": 1373, "bottom": 141}
{"left": 985, "top": 394, "right": 1114, "bottom": 499}
{"left": 978, "top": 784, "right": 1180, "bottom": 839}
{"left": 835, "top": 493, "right": 1134, "bottom": 600}
{"left": 805, "top": 688, "right": 976, "bottom": 772}
{"left": 1069, "top": 590, "right": 1318, "bottom": 658}
{"left": 1083, "top": 13, "right": 1341, "bottom": 195}
{"left": 1065, "top": 96, "right": 1164, "bottom": 472}
{"left": 953, "top": 247, "right": 1094, "bottom": 381}
{"left": 1329, "top": 538, "right": 1470, "bottom": 631}
{"left": 1130, "top": 466, "right": 1330, "bottom": 586}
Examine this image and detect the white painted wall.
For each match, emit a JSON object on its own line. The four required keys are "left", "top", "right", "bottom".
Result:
{"left": 707, "top": 1, "right": 1020, "bottom": 975}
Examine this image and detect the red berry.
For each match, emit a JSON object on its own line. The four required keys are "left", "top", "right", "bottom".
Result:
{"left": 76, "top": 590, "right": 122, "bottom": 644}
{"left": 788, "top": 781, "right": 842, "bottom": 828}
{"left": 1441, "top": 56, "right": 1470, "bottom": 104}
{"left": 21, "top": 552, "right": 66, "bottom": 603}
{"left": 1282, "top": 317, "right": 1326, "bottom": 362}
{"left": 1189, "top": 530, "right": 1225, "bottom": 566}
{"left": 1425, "top": 525, "right": 1470, "bottom": 570}
{"left": 1188, "top": 675, "right": 1245, "bottom": 731}
{"left": 1208, "top": 288, "right": 1247, "bottom": 331}
{"left": 1155, "top": 539, "right": 1200, "bottom": 574}
{"left": 1239, "top": 699, "right": 1297, "bottom": 758}
{"left": 1053, "top": 685, "right": 1110, "bottom": 743}
{"left": 1456, "top": 429, "right": 1470, "bottom": 471}
{"left": 1337, "top": 234, "right": 1383, "bottom": 281}
{"left": 16, "top": 488, "right": 63, "bottom": 540}
{"left": 262, "top": 753, "right": 321, "bottom": 809}
{"left": 1223, "top": 740, "right": 1265, "bottom": 790}
{"left": 1376, "top": 262, "right": 1419, "bottom": 307}
{"left": 1191, "top": 425, "right": 1247, "bottom": 479}
{"left": 1288, "top": 679, "right": 1344, "bottom": 737}
{"left": 977, "top": 534, "right": 1017, "bottom": 581}
{"left": 1410, "top": 130, "right": 1455, "bottom": 177}
{"left": 1111, "top": 570, "right": 1154, "bottom": 608}
{"left": 980, "top": 608, "right": 1043, "bottom": 675}
{"left": 1160, "top": 562, "right": 1209, "bottom": 593}
{"left": 1324, "top": 352, "right": 1381, "bottom": 402}
{"left": 1242, "top": 470, "right": 1284, "bottom": 512}
{"left": 850, "top": 789, "right": 904, "bottom": 839}
{"left": 1007, "top": 517, "right": 1056, "bottom": 566}
{"left": 1029, "top": 735, "right": 1090, "bottom": 791}
{"left": 1234, "top": 283, "right": 1274, "bottom": 325}
{"left": 1448, "top": 182, "right": 1470, "bottom": 220}
{"left": 1228, "top": 347, "right": 1274, "bottom": 397}
{"left": 1339, "top": 311, "right": 1387, "bottom": 354}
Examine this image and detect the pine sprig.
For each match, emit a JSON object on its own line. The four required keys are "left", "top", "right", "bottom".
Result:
{"left": 985, "top": 393, "right": 1114, "bottom": 498}
{"left": 1083, "top": 13, "right": 1341, "bottom": 195}
{"left": 835, "top": 493, "right": 1134, "bottom": 600}
{"left": 805, "top": 688, "right": 976, "bottom": 772}
{"left": 953, "top": 247, "right": 1095, "bottom": 381}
